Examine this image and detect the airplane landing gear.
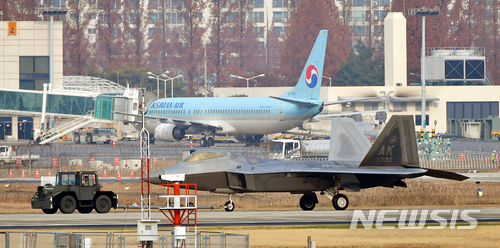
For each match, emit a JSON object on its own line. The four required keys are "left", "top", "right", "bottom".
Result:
{"left": 332, "top": 194, "right": 349, "bottom": 210}
{"left": 324, "top": 177, "right": 349, "bottom": 210}
{"left": 224, "top": 194, "right": 235, "bottom": 212}
{"left": 299, "top": 192, "right": 318, "bottom": 211}
{"left": 200, "top": 137, "right": 208, "bottom": 147}
{"left": 208, "top": 137, "right": 215, "bottom": 146}
{"left": 200, "top": 136, "right": 215, "bottom": 147}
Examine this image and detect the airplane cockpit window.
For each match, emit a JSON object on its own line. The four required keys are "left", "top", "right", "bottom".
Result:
{"left": 183, "top": 151, "right": 227, "bottom": 162}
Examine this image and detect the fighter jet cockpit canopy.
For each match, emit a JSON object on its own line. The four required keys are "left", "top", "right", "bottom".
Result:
{"left": 183, "top": 150, "right": 228, "bottom": 163}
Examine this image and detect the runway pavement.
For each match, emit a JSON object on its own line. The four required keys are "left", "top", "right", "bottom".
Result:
{"left": 1, "top": 207, "right": 499, "bottom": 229}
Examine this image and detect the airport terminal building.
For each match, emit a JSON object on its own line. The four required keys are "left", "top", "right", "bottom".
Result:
{"left": 0, "top": 21, "right": 64, "bottom": 141}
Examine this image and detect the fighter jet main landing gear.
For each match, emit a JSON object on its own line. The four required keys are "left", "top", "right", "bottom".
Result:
{"left": 224, "top": 194, "right": 235, "bottom": 212}
{"left": 324, "top": 184, "right": 349, "bottom": 210}
{"left": 299, "top": 192, "right": 319, "bottom": 211}
{"left": 200, "top": 137, "right": 215, "bottom": 147}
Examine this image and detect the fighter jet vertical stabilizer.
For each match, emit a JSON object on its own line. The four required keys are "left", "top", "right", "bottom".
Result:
{"left": 328, "top": 118, "right": 372, "bottom": 161}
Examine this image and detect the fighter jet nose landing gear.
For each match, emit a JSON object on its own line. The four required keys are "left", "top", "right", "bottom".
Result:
{"left": 332, "top": 194, "right": 349, "bottom": 210}
{"left": 224, "top": 201, "right": 235, "bottom": 212}
{"left": 224, "top": 194, "right": 235, "bottom": 212}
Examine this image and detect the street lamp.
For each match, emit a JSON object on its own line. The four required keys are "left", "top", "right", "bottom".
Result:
{"left": 408, "top": 7, "right": 440, "bottom": 132}
{"left": 162, "top": 73, "right": 183, "bottom": 98}
{"left": 147, "top": 70, "right": 168, "bottom": 98}
{"left": 230, "top": 74, "right": 265, "bottom": 87}
{"left": 323, "top": 76, "right": 332, "bottom": 87}
{"left": 35, "top": 6, "right": 68, "bottom": 92}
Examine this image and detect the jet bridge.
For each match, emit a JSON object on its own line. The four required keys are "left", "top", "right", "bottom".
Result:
{"left": 0, "top": 76, "right": 157, "bottom": 142}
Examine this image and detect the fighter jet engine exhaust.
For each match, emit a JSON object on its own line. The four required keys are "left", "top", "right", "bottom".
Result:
{"left": 154, "top": 123, "right": 186, "bottom": 141}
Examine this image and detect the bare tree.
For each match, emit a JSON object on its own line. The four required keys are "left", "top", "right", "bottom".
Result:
{"left": 3, "top": 0, "right": 40, "bottom": 21}
{"left": 148, "top": 0, "right": 172, "bottom": 72}
{"left": 280, "top": 0, "right": 350, "bottom": 85}
{"left": 92, "top": 0, "right": 126, "bottom": 70}
{"left": 173, "top": 0, "right": 207, "bottom": 95}
{"left": 206, "top": 0, "right": 235, "bottom": 87}
{"left": 122, "top": 0, "right": 149, "bottom": 67}
{"left": 64, "top": 0, "right": 94, "bottom": 75}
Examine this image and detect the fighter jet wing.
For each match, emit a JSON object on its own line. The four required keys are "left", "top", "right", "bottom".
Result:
{"left": 114, "top": 111, "right": 221, "bottom": 130}
{"left": 227, "top": 160, "right": 428, "bottom": 176}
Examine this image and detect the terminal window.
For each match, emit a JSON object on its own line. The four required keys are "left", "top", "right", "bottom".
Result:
{"left": 19, "top": 56, "right": 49, "bottom": 91}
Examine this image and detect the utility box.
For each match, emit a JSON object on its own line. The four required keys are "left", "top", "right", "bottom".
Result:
{"left": 137, "top": 220, "right": 159, "bottom": 241}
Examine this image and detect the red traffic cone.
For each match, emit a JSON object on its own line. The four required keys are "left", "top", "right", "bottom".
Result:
{"left": 48, "top": 171, "right": 51, "bottom": 176}
{"left": 130, "top": 170, "right": 134, "bottom": 179}
{"left": 190, "top": 140, "right": 193, "bottom": 148}
{"left": 103, "top": 168, "right": 107, "bottom": 178}
{"left": 22, "top": 170, "right": 25, "bottom": 178}
{"left": 117, "top": 169, "right": 121, "bottom": 182}
{"left": 9, "top": 170, "right": 12, "bottom": 178}
{"left": 35, "top": 170, "right": 40, "bottom": 179}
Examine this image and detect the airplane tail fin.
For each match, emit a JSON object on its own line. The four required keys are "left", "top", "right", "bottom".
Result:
{"left": 359, "top": 115, "right": 419, "bottom": 167}
{"left": 280, "top": 30, "right": 328, "bottom": 100}
{"left": 328, "top": 118, "right": 372, "bottom": 161}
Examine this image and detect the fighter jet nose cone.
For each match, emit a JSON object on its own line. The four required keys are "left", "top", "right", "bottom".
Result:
{"left": 149, "top": 169, "right": 162, "bottom": 184}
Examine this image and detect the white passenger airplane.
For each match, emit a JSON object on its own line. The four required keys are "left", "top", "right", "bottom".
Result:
{"left": 118, "top": 30, "right": 329, "bottom": 146}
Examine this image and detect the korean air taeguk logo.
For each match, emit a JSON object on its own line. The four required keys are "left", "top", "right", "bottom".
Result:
{"left": 305, "top": 64, "right": 318, "bottom": 89}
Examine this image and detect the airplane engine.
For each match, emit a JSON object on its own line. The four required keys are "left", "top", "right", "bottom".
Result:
{"left": 154, "top": 124, "right": 186, "bottom": 141}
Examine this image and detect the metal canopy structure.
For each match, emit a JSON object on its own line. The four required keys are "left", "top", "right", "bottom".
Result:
{"left": 63, "top": 76, "right": 127, "bottom": 96}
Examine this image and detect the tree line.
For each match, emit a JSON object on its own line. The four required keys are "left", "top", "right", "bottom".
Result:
{"left": 1, "top": 0, "right": 499, "bottom": 97}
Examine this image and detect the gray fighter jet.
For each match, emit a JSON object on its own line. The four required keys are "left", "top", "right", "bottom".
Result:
{"left": 150, "top": 115, "right": 467, "bottom": 211}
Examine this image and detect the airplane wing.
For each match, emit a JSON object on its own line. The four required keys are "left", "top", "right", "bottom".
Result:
{"left": 114, "top": 111, "right": 221, "bottom": 131}
{"left": 227, "top": 161, "right": 428, "bottom": 176}
{"left": 269, "top": 96, "right": 320, "bottom": 107}
{"left": 315, "top": 110, "right": 387, "bottom": 118}
{"left": 323, "top": 96, "right": 384, "bottom": 106}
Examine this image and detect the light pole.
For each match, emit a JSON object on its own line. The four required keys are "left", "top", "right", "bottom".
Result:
{"left": 147, "top": 71, "right": 168, "bottom": 98}
{"left": 162, "top": 73, "right": 183, "bottom": 98}
{"left": 408, "top": 7, "right": 440, "bottom": 132}
{"left": 230, "top": 74, "right": 265, "bottom": 87}
{"left": 35, "top": 6, "right": 68, "bottom": 92}
{"left": 322, "top": 76, "right": 332, "bottom": 87}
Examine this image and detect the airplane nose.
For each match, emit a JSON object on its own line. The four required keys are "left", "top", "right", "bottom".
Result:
{"left": 150, "top": 169, "right": 163, "bottom": 185}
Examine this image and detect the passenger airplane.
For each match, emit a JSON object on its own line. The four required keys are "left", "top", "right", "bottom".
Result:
{"left": 150, "top": 116, "right": 468, "bottom": 211}
{"left": 118, "top": 30, "right": 328, "bottom": 146}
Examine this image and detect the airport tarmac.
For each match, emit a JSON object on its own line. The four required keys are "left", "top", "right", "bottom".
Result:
{"left": 1, "top": 207, "right": 499, "bottom": 229}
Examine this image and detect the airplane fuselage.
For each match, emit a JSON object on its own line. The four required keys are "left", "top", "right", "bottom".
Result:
{"left": 144, "top": 97, "right": 323, "bottom": 136}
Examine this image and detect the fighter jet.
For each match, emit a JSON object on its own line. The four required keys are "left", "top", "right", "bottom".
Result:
{"left": 150, "top": 115, "right": 468, "bottom": 211}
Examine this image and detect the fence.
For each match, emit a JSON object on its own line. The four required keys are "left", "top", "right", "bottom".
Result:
{"left": 0, "top": 143, "right": 271, "bottom": 178}
{"left": 420, "top": 155, "right": 499, "bottom": 171}
{"left": 0, "top": 230, "right": 249, "bottom": 248}
{"left": 2, "top": 143, "right": 500, "bottom": 177}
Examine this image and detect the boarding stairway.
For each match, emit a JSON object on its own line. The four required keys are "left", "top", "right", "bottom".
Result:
{"left": 38, "top": 115, "right": 96, "bottom": 145}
